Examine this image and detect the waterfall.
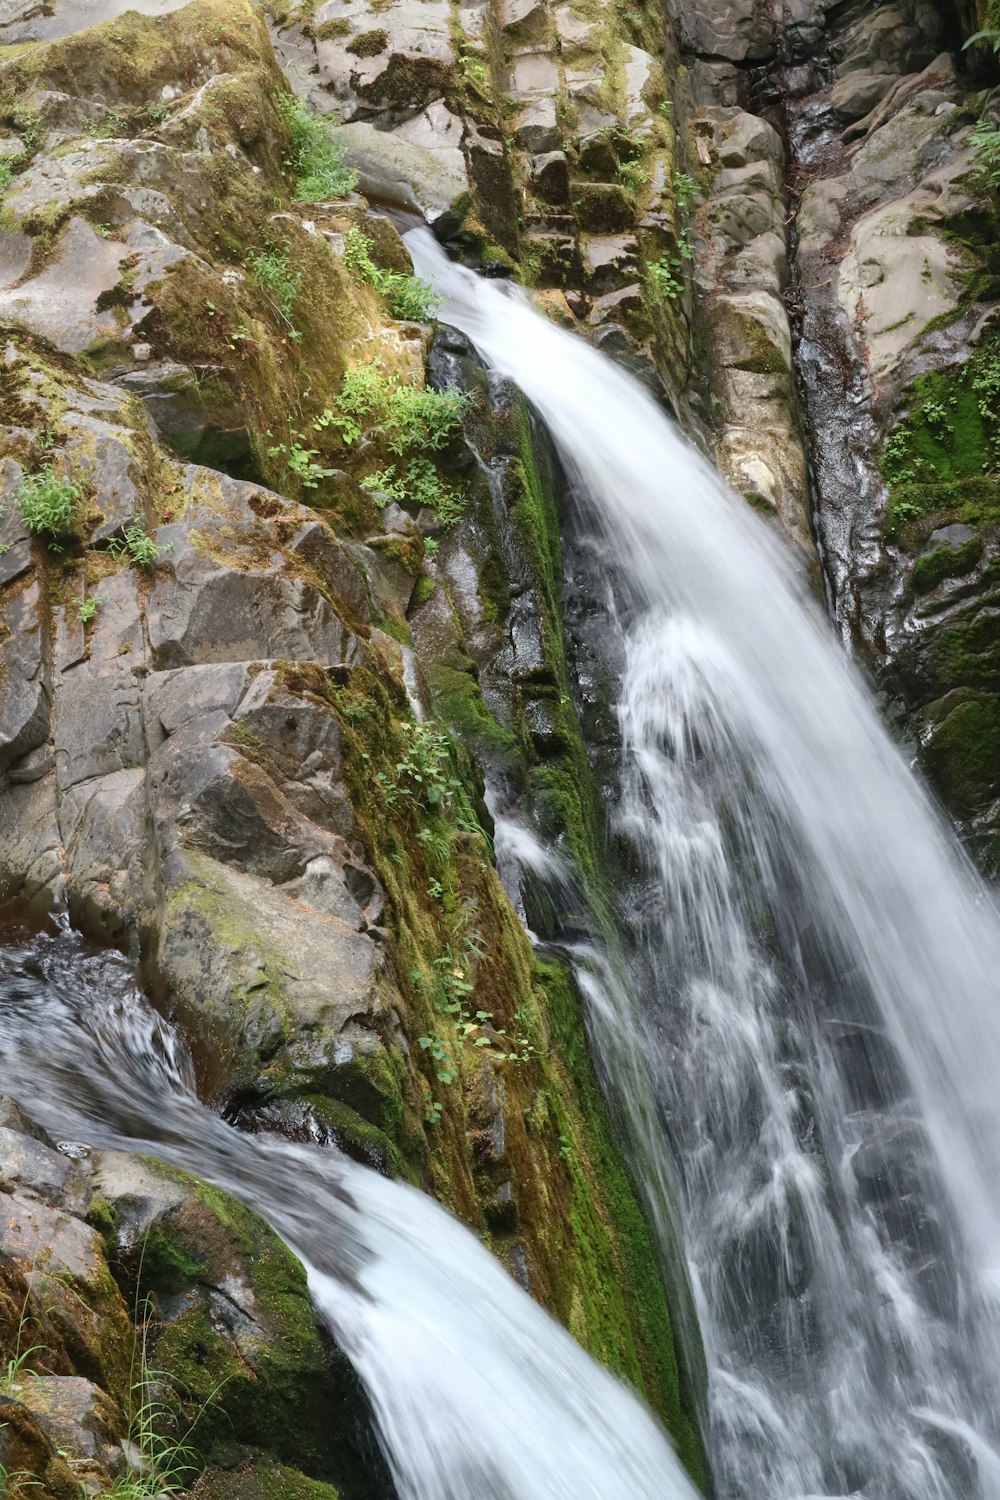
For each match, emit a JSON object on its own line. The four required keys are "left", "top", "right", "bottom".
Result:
{"left": 0, "top": 928, "right": 700, "bottom": 1500}
{"left": 406, "top": 228, "right": 1000, "bottom": 1499}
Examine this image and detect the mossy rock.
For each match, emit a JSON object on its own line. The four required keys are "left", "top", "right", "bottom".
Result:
{"left": 196, "top": 1458, "right": 341, "bottom": 1499}
{"left": 105, "top": 1161, "right": 361, "bottom": 1485}
{"left": 922, "top": 689, "right": 1000, "bottom": 813}
{"left": 911, "top": 534, "right": 983, "bottom": 593}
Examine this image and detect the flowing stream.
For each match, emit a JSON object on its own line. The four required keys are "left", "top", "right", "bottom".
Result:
{"left": 407, "top": 229, "right": 1000, "bottom": 1499}
{"left": 0, "top": 926, "right": 700, "bottom": 1500}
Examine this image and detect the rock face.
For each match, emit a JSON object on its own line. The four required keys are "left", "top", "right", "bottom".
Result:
{"left": 670, "top": 0, "right": 1000, "bottom": 867}
{"left": 270, "top": 0, "right": 689, "bottom": 403}
{"left": 773, "top": 2, "right": 1000, "bottom": 867}
{"left": 0, "top": 1, "right": 706, "bottom": 1491}
{"left": 0, "top": 1094, "right": 355, "bottom": 1497}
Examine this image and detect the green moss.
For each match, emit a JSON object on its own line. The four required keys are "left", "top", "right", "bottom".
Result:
{"left": 346, "top": 29, "right": 389, "bottom": 56}
{"left": 424, "top": 658, "right": 520, "bottom": 764}
{"left": 411, "top": 572, "right": 437, "bottom": 606}
{"left": 196, "top": 1460, "right": 341, "bottom": 1499}
{"left": 298, "top": 1094, "right": 402, "bottom": 1173}
{"left": 922, "top": 690, "right": 1000, "bottom": 813}
{"left": 130, "top": 1161, "right": 348, "bottom": 1479}
{"left": 911, "top": 536, "right": 983, "bottom": 593}
{"left": 313, "top": 18, "right": 352, "bottom": 40}
{"left": 535, "top": 957, "right": 707, "bottom": 1487}
{"left": 880, "top": 329, "right": 1000, "bottom": 540}
{"left": 925, "top": 606, "right": 1000, "bottom": 692}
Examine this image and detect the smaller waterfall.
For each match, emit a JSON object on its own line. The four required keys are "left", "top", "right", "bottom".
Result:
{"left": 0, "top": 927, "right": 702, "bottom": 1500}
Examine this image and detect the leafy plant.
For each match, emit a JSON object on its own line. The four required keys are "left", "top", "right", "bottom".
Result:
{"left": 107, "top": 521, "right": 169, "bottom": 568}
{"left": 374, "top": 719, "right": 466, "bottom": 815}
{"left": 246, "top": 245, "right": 301, "bottom": 322}
{"left": 964, "top": 26, "right": 1000, "bottom": 52}
{"left": 327, "top": 365, "right": 469, "bottom": 453}
{"left": 14, "top": 466, "right": 82, "bottom": 546}
{"left": 618, "top": 160, "right": 650, "bottom": 196}
{"left": 89, "top": 111, "right": 129, "bottom": 138}
{"left": 267, "top": 435, "right": 337, "bottom": 489}
{"left": 361, "top": 458, "right": 465, "bottom": 524}
{"left": 343, "top": 228, "right": 441, "bottom": 321}
{"left": 278, "top": 93, "right": 357, "bottom": 202}
{"left": 646, "top": 254, "right": 684, "bottom": 303}
{"left": 672, "top": 169, "right": 699, "bottom": 209}
{"left": 78, "top": 595, "right": 102, "bottom": 624}
{"left": 969, "top": 118, "right": 1000, "bottom": 194}
{"left": 417, "top": 1029, "right": 457, "bottom": 1084}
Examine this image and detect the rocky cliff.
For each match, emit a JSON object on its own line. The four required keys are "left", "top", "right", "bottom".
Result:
{"left": 0, "top": 0, "right": 998, "bottom": 1492}
{"left": 0, "top": 1, "right": 705, "bottom": 1493}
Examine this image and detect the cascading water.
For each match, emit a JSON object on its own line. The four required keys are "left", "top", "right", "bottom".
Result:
{"left": 0, "top": 926, "right": 700, "bottom": 1500}
{"left": 407, "top": 228, "right": 1000, "bottom": 1499}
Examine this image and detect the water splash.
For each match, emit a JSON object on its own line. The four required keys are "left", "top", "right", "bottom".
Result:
{"left": 0, "top": 928, "right": 700, "bottom": 1500}
{"left": 405, "top": 229, "right": 1000, "bottom": 1496}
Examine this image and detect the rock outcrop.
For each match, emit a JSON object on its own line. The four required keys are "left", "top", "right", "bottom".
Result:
{"left": 0, "top": 2, "right": 706, "bottom": 1492}
{"left": 0, "top": 1094, "right": 356, "bottom": 1498}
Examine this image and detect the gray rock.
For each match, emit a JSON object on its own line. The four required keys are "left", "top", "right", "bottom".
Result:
{"left": 530, "top": 151, "right": 571, "bottom": 205}
{"left": 514, "top": 99, "right": 560, "bottom": 153}
{"left": 338, "top": 116, "right": 469, "bottom": 222}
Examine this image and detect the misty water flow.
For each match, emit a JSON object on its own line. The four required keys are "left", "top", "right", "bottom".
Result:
{"left": 407, "top": 229, "right": 1000, "bottom": 1499}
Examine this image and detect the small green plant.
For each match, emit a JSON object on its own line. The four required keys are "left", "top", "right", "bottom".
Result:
{"left": 618, "top": 159, "right": 650, "bottom": 196}
{"left": 278, "top": 93, "right": 357, "bottom": 202}
{"left": 646, "top": 255, "right": 684, "bottom": 303}
{"left": 107, "top": 521, "right": 169, "bottom": 568}
{"left": 343, "top": 228, "right": 441, "bottom": 321}
{"left": 90, "top": 111, "right": 129, "bottom": 138}
{"left": 246, "top": 245, "right": 301, "bottom": 322}
{"left": 970, "top": 118, "right": 1000, "bottom": 194}
{"left": 361, "top": 458, "right": 465, "bottom": 525}
{"left": 0, "top": 1455, "right": 41, "bottom": 1494}
{"left": 267, "top": 434, "right": 337, "bottom": 489}
{"left": 78, "top": 595, "right": 101, "bottom": 624}
{"left": 145, "top": 100, "right": 171, "bottom": 126}
{"left": 672, "top": 169, "right": 699, "bottom": 209}
{"left": 14, "top": 466, "right": 82, "bottom": 546}
{"left": 374, "top": 719, "right": 466, "bottom": 815}
{"left": 424, "top": 1097, "right": 443, "bottom": 1125}
{"left": 11, "top": 110, "right": 41, "bottom": 152}
{"left": 964, "top": 26, "right": 1000, "bottom": 52}
{"left": 417, "top": 1029, "right": 457, "bottom": 1084}
{"left": 327, "top": 364, "right": 469, "bottom": 453}
{"left": 0, "top": 160, "right": 13, "bottom": 196}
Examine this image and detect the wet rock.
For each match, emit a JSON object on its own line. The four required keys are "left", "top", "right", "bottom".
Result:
{"left": 529, "top": 150, "right": 571, "bottom": 206}
{"left": 308, "top": 0, "right": 456, "bottom": 122}
{"left": 338, "top": 114, "right": 470, "bottom": 223}
{"left": 831, "top": 70, "right": 899, "bottom": 122}
{"left": 501, "top": 0, "right": 548, "bottom": 46}
{"left": 677, "top": 0, "right": 774, "bottom": 63}
{"left": 513, "top": 98, "right": 560, "bottom": 153}
{"left": 583, "top": 234, "right": 641, "bottom": 294}
{"left": 572, "top": 181, "right": 634, "bottom": 232}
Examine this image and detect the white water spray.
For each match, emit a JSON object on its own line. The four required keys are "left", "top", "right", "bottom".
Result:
{"left": 406, "top": 229, "right": 1000, "bottom": 1497}
{"left": 0, "top": 930, "right": 700, "bottom": 1500}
